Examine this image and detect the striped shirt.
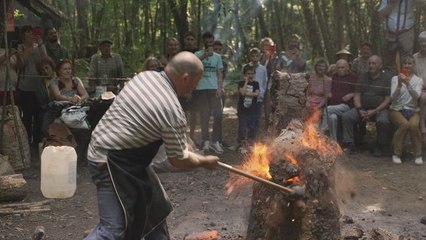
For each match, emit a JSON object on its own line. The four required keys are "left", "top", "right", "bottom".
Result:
{"left": 87, "top": 71, "right": 189, "bottom": 163}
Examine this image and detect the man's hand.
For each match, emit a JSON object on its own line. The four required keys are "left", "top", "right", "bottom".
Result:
{"left": 200, "top": 155, "right": 219, "bottom": 170}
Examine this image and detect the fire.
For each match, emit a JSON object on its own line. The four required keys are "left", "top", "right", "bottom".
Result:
{"left": 225, "top": 109, "right": 342, "bottom": 195}
{"left": 282, "top": 152, "right": 303, "bottom": 184}
{"left": 225, "top": 143, "right": 271, "bottom": 195}
{"left": 300, "top": 108, "right": 343, "bottom": 155}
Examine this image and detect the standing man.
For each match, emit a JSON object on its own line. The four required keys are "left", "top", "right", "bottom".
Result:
{"left": 378, "top": 0, "right": 417, "bottom": 74}
{"left": 194, "top": 32, "right": 224, "bottom": 154}
{"left": 84, "top": 52, "right": 219, "bottom": 240}
{"left": 88, "top": 39, "right": 124, "bottom": 91}
{"left": 341, "top": 55, "right": 392, "bottom": 156}
{"left": 414, "top": 31, "right": 426, "bottom": 142}
{"left": 182, "top": 31, "right": 199, "bottom": 53}
{"left": 44, "top": 27, "right": 68, "bottom": 65}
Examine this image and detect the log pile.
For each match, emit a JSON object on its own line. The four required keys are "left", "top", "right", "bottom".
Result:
{"left": 0, "top": 200, "right": 51, "bottom": 215}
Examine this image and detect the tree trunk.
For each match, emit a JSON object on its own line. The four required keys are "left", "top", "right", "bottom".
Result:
{"left": 75, "top": 0, "right": 89, "bottom": 58}
{"left": 0, "top": 174, "right": 27, "bottom": 203}
{"left": 300, "top": 0, "right": 321, "bottom": 59}
{"left": 167, "top": 0, "right": 189, "bottom": 47}
{"left": 268, "top": 72, "right": 308, "bottom": 135}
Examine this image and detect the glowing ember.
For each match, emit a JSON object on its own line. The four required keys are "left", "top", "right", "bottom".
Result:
{"left": 225, "top": 143, "right": 271, "bottom": 195}
{"left": 300, "top": 108, "right": 343, "bottom": 155}
{"left": 283, "top": 152, "right": 298, "bottom": 165}
{"left": 282, "top": 152, "right": 303, "bottom": 184}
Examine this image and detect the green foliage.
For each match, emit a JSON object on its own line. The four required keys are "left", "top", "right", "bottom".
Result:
{"left": 42, "top": 0, "right": 425, "bottom": 77}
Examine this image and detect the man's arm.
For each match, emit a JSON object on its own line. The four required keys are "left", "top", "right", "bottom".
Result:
{"left": 378, "top": 0, "right": 397, "bottom": 19}
{"left": 169, "top": 151, "right": 218, "bottom": 170}
{"left": 216, "top": 69, "right": 224, "bottom": 97}
{"left": 353, "top": 93, "right": 362, "bottom": 109}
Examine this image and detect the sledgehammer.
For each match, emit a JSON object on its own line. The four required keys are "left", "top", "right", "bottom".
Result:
{"left": 218, "top": 161, "right": 305, "bottom": 198}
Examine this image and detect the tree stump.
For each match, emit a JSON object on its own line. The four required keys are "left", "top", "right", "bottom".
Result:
{"left": 246, "top": 72, "right": 341, "bottom": 240}
{"left": 268, "top": 73, "right": 308, "bottom": 136}
{"left": 0, "top": 174, "right": 27, "bottom": 202}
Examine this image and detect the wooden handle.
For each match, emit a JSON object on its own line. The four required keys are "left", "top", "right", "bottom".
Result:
{"left": 218, "top": 161, "right": 295, "bottom": 195}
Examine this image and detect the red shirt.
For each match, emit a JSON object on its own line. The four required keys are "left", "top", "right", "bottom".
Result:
{"left": 329, "top": 73, "right": 358, "bottom": 107}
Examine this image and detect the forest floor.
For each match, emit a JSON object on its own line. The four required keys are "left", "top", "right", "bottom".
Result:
{"left": 1, "top": 107, "right": 426, "bottom": 240}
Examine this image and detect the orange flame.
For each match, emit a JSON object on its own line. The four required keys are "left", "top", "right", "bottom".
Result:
{"left": 282, "top": 152, "right": 303, "bottom": 184}
{"left": 283, "top": 152, "right": 298, "bottom": 165}
{"left": 300, "top": 108, "right": 343, "bottom": 155}
{"left": 225, "top": 143, "right": 271, "bottom": 195}
{"left": 225, "top": 109, "right": 342, "bottom": 195}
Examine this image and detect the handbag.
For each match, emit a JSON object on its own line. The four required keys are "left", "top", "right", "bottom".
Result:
{"left": 59, "top": 105, "right": 91, "bottom": 129}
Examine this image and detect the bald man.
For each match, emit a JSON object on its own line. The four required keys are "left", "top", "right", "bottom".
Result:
{"left": 84, "top": 52, "right": 219, "bottom": 240}
{"left": 414, "top": 31, "right": 426, "bottom": 141}
{"left": 341, "top": 55, "right": 392, "bottom": 157}
{"left": 321, "top": 59, "right": 357, "bottom": 141}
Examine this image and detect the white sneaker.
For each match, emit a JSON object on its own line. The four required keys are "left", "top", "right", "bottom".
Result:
{"left": 392, "top": 155, "right": 402, "bottom": 164}
{"left": 202, "top": 141, "right": 210, "bottom": 151}
{"left": 415, "top": 157, "right": 423, "bottom": 165}
{"left": 239, "top": 147, "right": 248, "bottom": 154}
{"left": 210, "top": 141, "right": 224, "bottom": 154}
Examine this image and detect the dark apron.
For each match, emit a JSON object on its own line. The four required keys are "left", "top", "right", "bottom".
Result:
{"left": 107, "top": 140, "right": 173, "bottom": 240}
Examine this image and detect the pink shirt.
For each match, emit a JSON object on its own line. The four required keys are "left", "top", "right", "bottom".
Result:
{"left": 307, "top": 74, "right": 332, "bottom": 109}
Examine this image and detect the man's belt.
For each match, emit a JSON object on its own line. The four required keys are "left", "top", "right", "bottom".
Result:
{"left": 388, "top": 26, "right": 413, "bottom": 36}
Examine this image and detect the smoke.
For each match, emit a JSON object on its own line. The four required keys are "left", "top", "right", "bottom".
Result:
{"left": 335, "top": 160, "right": 356, "bottom": 205}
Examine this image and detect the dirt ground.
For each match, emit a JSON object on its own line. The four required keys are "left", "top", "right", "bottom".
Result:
{"left": 1, "top": 108, "right": 426, "bottom": 240}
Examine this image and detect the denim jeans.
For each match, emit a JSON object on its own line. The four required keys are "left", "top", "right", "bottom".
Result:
{"left": 197, "top": 90, "right": 223, "bottom": 142}
{"left": 321, "top": 103, "right": 350, "bottom": 141}
{"left": 84, "top": 162, "right": 170, "bottom": 240}
{"left": 238, "top": 112, "right": 256, "bottom": 145}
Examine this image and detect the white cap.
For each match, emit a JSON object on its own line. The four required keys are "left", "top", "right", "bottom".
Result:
{"left": 419, "top": 31, "right": 426, "bottom": 40}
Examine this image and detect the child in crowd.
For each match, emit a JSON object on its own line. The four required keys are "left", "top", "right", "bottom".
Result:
{"left": 237, "top": 65, "right": 259, "bottom": 154}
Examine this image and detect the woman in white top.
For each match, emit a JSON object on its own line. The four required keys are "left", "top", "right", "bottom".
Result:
{"left": 389, "top": 56, "right": 423, "bottom": 165}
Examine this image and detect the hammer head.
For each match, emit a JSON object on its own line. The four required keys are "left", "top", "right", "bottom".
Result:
{"left": 289, "top": 185, "right": 305, "bottom": 200}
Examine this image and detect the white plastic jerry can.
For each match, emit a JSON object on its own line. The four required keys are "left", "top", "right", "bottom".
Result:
{"left": 40, "top": 146, "right": 77, "bottom": 199}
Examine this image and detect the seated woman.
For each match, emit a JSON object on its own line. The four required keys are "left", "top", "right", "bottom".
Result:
{"left": 306, "top": 58, "right": 331, "bottom": 111}
{"left": 45, "top": 59, "right": 90, "bottom": 162}
{"left": 49, "top": 59, "right": 89, "bottom": 103}
{"left": 389, "top": 56, "right": 423, "bottom": 165}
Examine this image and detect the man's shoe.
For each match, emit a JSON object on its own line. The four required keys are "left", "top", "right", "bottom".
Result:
{"left": 210, "top": 141, "right": 224, "bottom": 154}
{"left": 392, "top": 155, "right": 402, "bottom": 164}
{"left": 372, "top": 146, "right": 382, "bottom": 158}
{"left": 415, "top": 156, "right": 423, "bottom": 165}
{"left": 202, "top": 141, "right": 210, "bottom": 151}
{"left": 239, "top": 147, "right": 248, "bottom": 154}
{"left": 343, "top": 142, "right": 356, "bottom": 155}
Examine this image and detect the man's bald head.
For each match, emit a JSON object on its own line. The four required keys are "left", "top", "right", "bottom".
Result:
{"left": 368, "top": 55, "right": 382, "bottom": 76}
{"left": 165, "top": 52, "right": 204, "bottom": 97}
{"left": 336, "top": 59, "right": 349, "bottom": 77}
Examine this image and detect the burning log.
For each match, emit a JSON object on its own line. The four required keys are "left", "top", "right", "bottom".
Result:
{"left": 244, "top": 118, "right": 341, "bottom": 240}
{"left": 225, "top": 72, "right": 342, "bottom": 240}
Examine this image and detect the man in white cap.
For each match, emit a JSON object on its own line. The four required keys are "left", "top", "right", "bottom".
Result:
{"left": 88, "top": 39, "right": 124, "bottom": 93}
